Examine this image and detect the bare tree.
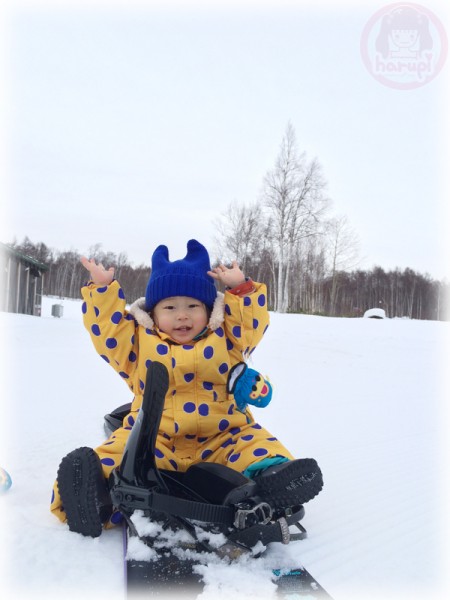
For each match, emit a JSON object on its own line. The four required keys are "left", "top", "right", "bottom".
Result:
{"left": 212, "top": 201, "right": 264, "bottom": 273}
{"left": 325, "top": 215, "right": 360, "bottom": 314}
{"left": 262, "top": 123, "right": 329, "bottom": 312}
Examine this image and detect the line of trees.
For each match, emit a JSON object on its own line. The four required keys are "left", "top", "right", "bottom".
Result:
{"left": 5, "top": 123, "right": 448, "bottom": 320}
{"left": 7, "top": 238, "right": 150, "bottom": 304}
{"left": 7, "top": 234, "right": 448, "bottom": 321}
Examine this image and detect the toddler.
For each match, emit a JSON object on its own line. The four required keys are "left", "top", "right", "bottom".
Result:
{"left": 51, "top": 239, "right": 322, "bottom": 536}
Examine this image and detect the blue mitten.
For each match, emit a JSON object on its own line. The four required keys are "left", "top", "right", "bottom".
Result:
{"left": 227, "top": 362, "right": 273, "bottom": 412}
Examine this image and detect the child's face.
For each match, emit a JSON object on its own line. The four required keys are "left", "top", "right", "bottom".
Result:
{"left": 153, "top": 296, "right": 208, "bottom": 343}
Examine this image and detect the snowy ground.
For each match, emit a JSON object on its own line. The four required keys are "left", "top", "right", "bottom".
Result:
{"left": 1, "top": 295, "right": 449, "bottom": 600}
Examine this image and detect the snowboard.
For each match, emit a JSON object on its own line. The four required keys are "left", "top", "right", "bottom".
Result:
{"left": 125, "top": 526, "right": 333, "bottom": 599}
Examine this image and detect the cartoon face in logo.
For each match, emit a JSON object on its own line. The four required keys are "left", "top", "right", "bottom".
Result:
{"left": 376, "top": 6, "right": 433, "bottom": 59}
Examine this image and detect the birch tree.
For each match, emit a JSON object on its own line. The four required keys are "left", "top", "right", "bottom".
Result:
{"left": 325, "top": 215, "right": 360, "bottom": 314}
{"left": 262, "top": 123, "right": 329, "bottom": 312}
{"left": 212, "top": 202, "right": 263, "bottom": 273}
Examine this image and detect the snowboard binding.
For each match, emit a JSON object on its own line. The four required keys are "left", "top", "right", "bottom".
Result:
{"left": 108, "top": 362, "right": 310, "bottom": 557}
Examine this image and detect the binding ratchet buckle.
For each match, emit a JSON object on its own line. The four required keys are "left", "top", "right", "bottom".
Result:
{"left": 233, "top": 501, "right": 273, "bottom": 529}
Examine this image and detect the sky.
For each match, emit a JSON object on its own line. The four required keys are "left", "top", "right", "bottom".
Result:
{"left": 0, "top": 0, "right": 449, "bottom": 279}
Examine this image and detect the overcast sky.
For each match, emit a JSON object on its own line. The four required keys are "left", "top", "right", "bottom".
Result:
{"left": 1, "top": 0, "right": 449, "bottom": 279}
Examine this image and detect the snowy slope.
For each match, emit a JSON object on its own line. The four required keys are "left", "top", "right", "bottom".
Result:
{"left": 0, "top": 296, "right": 449, "bottom": 600}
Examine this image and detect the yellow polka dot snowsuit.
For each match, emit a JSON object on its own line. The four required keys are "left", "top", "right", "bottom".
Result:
{"left": 51, "top": 279, "right": 294, "bottom": 524}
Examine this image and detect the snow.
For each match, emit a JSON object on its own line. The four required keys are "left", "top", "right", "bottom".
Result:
{"left": 1, "top": 296, "right": 449, "bottom": 600}
{"left": 363, "top": 308, "right": 386, "bottom": 319}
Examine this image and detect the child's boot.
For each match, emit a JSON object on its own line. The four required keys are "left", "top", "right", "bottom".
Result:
{"left": 254, "top": 458, "right": 323, "bottom": 509}
{"left": 57, "top": 447, "right": 112, "bottom": 537}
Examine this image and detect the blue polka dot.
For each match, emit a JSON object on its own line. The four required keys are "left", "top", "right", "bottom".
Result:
{"left": 101, "top": 354, "right": 110, "bottom": 363}
{"left": 219, "top": 363, "right": 229, "bottom": 374}
{"left": 174, "top": 422, "right": 179, "bottom": 434}
{"left": 201, "top": 449, "right": 213, "bottom": 460}
{"left": 263, "top": 325, "right": 269, "bottom": 335}
{"left": 129, "top": 351, "right": 137, "bottom": 362}
{"left": 244, "top": 297, "right": 252, "bottom": 306}
{"left": 226, "top": 339, "right": 234, "bottom": 351}
{"left": 229, "top": 427, "right": 241, "bottom": 435}
{"left": 184, "top": 373, "right": 194, "bottom": 383}
{"left": 94, "top": 306, "right": 100, "bottom": 317}
{"left": 104, "top": 441, "right": 115, "bottom": 446}
{"left": 204, "top": 346, "right": 214, "bottom": 359}
{"left": 213, "top": 391, "right": 218, "bottom": 401}
{"left": 267, "top": 437, "right": 278, "bottom": 441}
{"left": 252, "top": 423, "right": 262, "bottom": 430}
{"left": 199, "top": 404, "right": 209, "bottom": 416}
{"left": 221, "top": 438, "right": 234, "bottom": 449}
{"left": 214, "top": 327, "right": 224, "bottom": 337}
{"left": 119, "top": 371, "right": 129, "bottom": 379}
{"left": 145, "top": 359, "right": 152, "bottom": 368}
{"left": 253, "top": 448, "right": 269, "bottom": 457}
{"left": 139, "top": 380, "right": 144, "bottom": 389}
{"left": 157, "top": 344, "right": 168, "bottom": 355}
{"left": 82, "top": 302, "right": 87, "bottom": 314}
{"left": 203, "top": 382, "right": 213, "bottom": 390}
{"left": 232, "top": 326, "right": 241, "bottom": 338}
{"left": 225, "top": 304, "right": 231, "bottom": 316}
{"left": 100, "top": 458, "right": 115, "bottom": 466}
{"left": 155, "top": 448, "right": 164, "bottom": 459}
{"left": 241, "top": 434, "right": 254, "bottom": 441}
{"left": 258, "top": 294, "right": 266, "bottom": 307}
{"left": 183, "top": 344, "right": 194, "bottom": 350}
{"left": 229, "top": 453, "right": 241, "bottom": 463}
{"left": 219, "top": 419, "right": 229, "bottom": 431}
{"left": 145, "top": 329, "right": 153, "bottom": 335}
{"left": 111, "top": 311, "right": 122, "bottom": 324}
{"left": 128, "top": 416, "right": 135, "bottom": 426}
{"left": 172, "top": 357, "right": 176, "bottom": 368}
{"left": 198, "top": 437, "right": 208, "bottom": 443}
{"left": 228, "top": 404, "right": 234, "bottom": 414}
{"left": 183, "top": 402, "right": 196, "bottom": 413}
{"left": 169, "top": 459, "right": 178, "bottom": 470}
{"left": 185, "top": 434, "right": 196, "bottom": 439}
{"left": 106, "top": 338, "right": 117, "bottom": 349}
{"left": 91, "top": 324, "right": 101, "bottom": 336}
{"left": 253, "top": 319, "right": 259, "bottom": 329}
{"left": 125, "top": 314, "right": 135, "bottom": 321}
{"left": 51, "top": 490, "right": 55, "bottom": 503}
{"left": 110, "top": 511, "right": 124, "bottom": 525}
{"left": 118, "top": 288, "right": 125, "bottom": 299}
{"left": 97, "top": 286, "right": 107, "bottom": 293}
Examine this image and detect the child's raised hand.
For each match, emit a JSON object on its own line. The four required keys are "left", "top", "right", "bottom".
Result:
{"left": 80, "top": 256, "right": 115, "bottom": 286}
{"left": 208, "top": 261, "right": 246, "bottom": 289}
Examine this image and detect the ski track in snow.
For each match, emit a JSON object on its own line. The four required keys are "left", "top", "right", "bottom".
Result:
{"left": 0, "top": 297, "right": 449, "bottom": 600}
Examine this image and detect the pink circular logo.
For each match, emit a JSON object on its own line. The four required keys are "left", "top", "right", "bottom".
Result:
{"left": 361, "top": 3, "right": 447, "bottom": 89}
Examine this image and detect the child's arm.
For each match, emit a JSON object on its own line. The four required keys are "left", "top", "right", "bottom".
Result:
{"left": 80, "top": 257, "right": 139, "bottom": 388}
{"left": 208, "top": 261, "right": 269, "bottom": 359}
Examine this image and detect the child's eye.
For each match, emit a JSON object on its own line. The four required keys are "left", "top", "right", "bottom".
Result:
{"left": 164, "top": 305, "right": 175, "bottom": 310}
{"left": 189, "top": 304, "right": 201, "bottom": 309}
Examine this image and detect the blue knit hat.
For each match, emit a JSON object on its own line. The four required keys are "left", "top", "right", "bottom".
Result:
{"left": 145, "top": 239, "right": 217, "bottom": 311}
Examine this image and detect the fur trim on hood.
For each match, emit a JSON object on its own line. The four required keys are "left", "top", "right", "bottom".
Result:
{"left": 128, "top": 292, "right": 225, "bottom": 332}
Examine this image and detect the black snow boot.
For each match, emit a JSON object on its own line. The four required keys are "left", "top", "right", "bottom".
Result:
{"left": 254, "top": 458, "right": 323, "bottom": 510}
{"left": 57, "top": 446, "right": 112, "bottom": 537}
